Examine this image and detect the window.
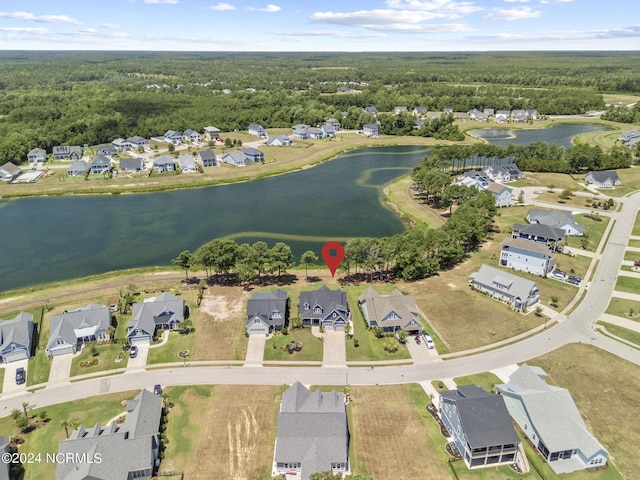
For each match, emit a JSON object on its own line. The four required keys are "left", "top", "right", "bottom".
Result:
{"left": 303, "top": 303, "right": 310, "bottom": 310}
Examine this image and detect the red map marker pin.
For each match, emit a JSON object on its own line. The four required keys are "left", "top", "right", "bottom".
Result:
{"left": 321, "top": 241, "right": 345, "bottom": 278}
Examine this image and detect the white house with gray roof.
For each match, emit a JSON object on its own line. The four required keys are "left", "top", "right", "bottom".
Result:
{"left": 274, "top": 382, "right": 349, "bottom": 480}
{"left": 177, "top": 155, "right": 197, "bottom": 173}
{"left": 483, "top": 164, "right": 523, "bottom": 183}
{"left": 221, "top": 151, "right": 251, "bottom": 167}
{"left": 126, "top": 136, "right": 149, "bottom": 150}
{"left": 512, "top": 223, "right": 565, "bottom": 251}
{"left": 527, "top": 210, "right": 584, "bottom": 236}
{"left": 500, "top": 238, "right": 554, "bottom": 276}
{"left": 163, "top": 130, "right": 182, "bottom": 145}
{"left": 497, "top": 364, "right": 609, "bottom": 474}
{"left": 0, "top": 312, "right": 33, "bottom": 363}
{"left": 27, "top": 147, "right": 47, "bottom": 164}
{"left": 46, "top": 304, "right": 111, "bottom": 357}
{"left": 299, "top": 285, "right": 349, "bottom": 331}
{"left": 362, "top": 123, "right": 379, "bottom": 137}
{"left": 197, "top": 150, "right": 218, "bottom": 167}
{"left": 153, "top": 156, "right": 175, "bottom": 173}
{"left": 119, "top": 157, "right": 144, "bottom": 172}
{"left": 584, "top": 171, "right": 621, "bottom": 189}
{"left": 56, "top": 389, "right": 162, "bottom": 480}
{"left": 359, "top": 287, "right": 422, "bottom": 335}
{"left": 246, "top": 289, "right": 288, "bottom": 335}
{"left": 127, "top": 292, "right": 186, "bottom": 345}
{"left": 90, "top": 155, "right": 112, "bottom": 174}
{"left": 486, "top": 183, "right": 513, "bottom": 207}
{"left": 470, "top": 264, "right": 539, "bottom": 311}
{"left": 248, "top": 123, "right": 267, "bottom": 138}
{"left": 0, "top": 162, "right": 21, "bottom": 181}
{"left": 266, "top": 136, "right": 292, "bottom": 147}
{"left": 67, "top": 160, "right": 90, "bottom": 177}
{"left": 438, "top": 385, "right": 524, "bottom": 470}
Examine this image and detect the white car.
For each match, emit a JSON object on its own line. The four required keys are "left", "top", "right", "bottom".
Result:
{"left": 551, "top": 270, "right": 566, "bottom": 280}
{"left": 423, "top": 333, "right": 435, "bottom": 349}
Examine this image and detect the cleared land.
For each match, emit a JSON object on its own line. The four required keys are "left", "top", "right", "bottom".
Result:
{"left": 384, "top": 175, "right": 445, "bottom": 230}
{"left": 160, "top": 385, "right": 283, "bottom": 480}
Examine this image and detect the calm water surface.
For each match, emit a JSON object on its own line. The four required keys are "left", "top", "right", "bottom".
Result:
{"left": 0, "top": 124, "right": 604, "bottom": 292}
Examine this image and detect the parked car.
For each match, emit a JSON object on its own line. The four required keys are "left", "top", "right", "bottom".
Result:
{"left": 634, "top": 261, "right": 640, "bottom": 267}
{"left": 567, "top": 275, "right": 581, "bottom": 285}
{"left": 415, "top": 336, "right": 421, "bottom": 344}
{"left": 109, "top": 304, "right": 119, "bottom": 313}
{"left": 15, "top": 367, "right": 26, "bottom": 385}
{"left": 551, "top": 270, "right": 566, "bottom": 280}
{"left": 423, "top": 333, "right": 435, "bottom": 349}
{"left": 153, "top": 384, "right": 163, "bottom": 396}
{"left": 129, "top": 345, "right": 138, "bottom": 358}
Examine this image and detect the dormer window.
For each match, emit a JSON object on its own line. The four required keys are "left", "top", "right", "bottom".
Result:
{"left": 314, "top": 306, "right": 322, "bottom": 314}
{"left": 303, "top": 303, "right": 310, "bottom": 310}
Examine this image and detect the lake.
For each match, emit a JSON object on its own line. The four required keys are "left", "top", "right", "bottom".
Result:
{"left": 468, "top": 123, "right": 606, "bottom": 149}
{"left": 0, "top": 123, "right": 605, "bottom": 292}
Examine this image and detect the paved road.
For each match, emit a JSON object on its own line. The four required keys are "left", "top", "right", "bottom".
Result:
{"left": 2, "top": 193, "right": 639, "bottom": 416}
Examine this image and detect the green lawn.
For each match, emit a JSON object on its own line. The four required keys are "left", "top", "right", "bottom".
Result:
{"left": 552, "top": 252, "right": 592, "bottom": 279}
{"left": 0, "top": 391, "right": 138, "bottom": 480}
{"left": 633, "top": 211, "right": 640, "bottom": 236}
{"left": 605, "top": 298, "right": 640, "bottom": 320}
{"left": 605, "top": 167, "right": 640, "bottom": 197}
{"left": 624, "top": 250, "right": 640, "bottom": 262}
{"left": 147, "top": 331, "right": 195, "bottom": 364}
{"left": 627, "top": 239, "right": 640, "bottom": 249}
{"left": 564, "top": 214, "right": 610, "bottom": 253}
{"left": 454, "top": 372, "right": 503, "bottom": 393}
{"left": 25, "top": 307, "right": 50, "bottom": 386}
{"left": 614, "top": 276, "right": 640, "bottom": 294}
{"left": 69, "top": 342, "right": 128, "bottom": 377}
{"left": 264, "top": 328, "right": 324, "bottom": 361}
{"left": 598, "top": 321, "right": 640, "bottom": 347}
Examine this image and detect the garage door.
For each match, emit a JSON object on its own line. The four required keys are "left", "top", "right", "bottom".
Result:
{"left": 248, "top": 325, "right": 268, "bottom": 335}
{"left": 3, "top": 349, "right": 28, "bottom": 363}
{"left": 129, "top": 336, "right": 152, "bottom": 345}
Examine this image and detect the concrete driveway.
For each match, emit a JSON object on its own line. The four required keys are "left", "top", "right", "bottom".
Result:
{"left": 2, "top": 358, "right": 29, "bottom": 395}
{"left": 405, "top": 336, "right": 437, "bottom": 363}
{"left": 48, "top": 354, "right": 73, "bottom": 384}
{"left": 323, "top": 331, "right": 346, "bottom": 367}
{"left": 126, "top": 344, "right": 149, "bottom": 371}
{"left": 244, "top": 335, "right": 266, "bottom": 366}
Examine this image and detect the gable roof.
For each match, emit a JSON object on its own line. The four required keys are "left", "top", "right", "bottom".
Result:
{"left": 358, "top": 287, "right": 420, "bottom": 330}
{"left": 471, "top": 264, "right": 538, "bottom": 301}
{"left": 501, "top": 238, "right": 553, "bottom": 257}
{"left": 512, "top": 223, "right": 566, "bottom": 242}
{"left": 153, "top": 155, "right": 174, "bottom": 166}
{"left": 527, "top": 209, "right": 584, "bottom": 235}
{"left": 299, "top": 286, "right": 348, "bottom": 319}
{"left": 119, "top": 157, "right": 144, "bottom": 170}
{"left": 177, "top": 155, "right": 196, "bottom": 169}
{"left": 247, "top": 289, "right": 288, "bottom": 322}
{"left": 486, "top": 183, "right": 512, "bottom": 195}
{"left": 586, "top": 170, "right": 620, "bottom": 184}
{"left": 129, "top": 292, "right": 185, "bottom": 336}
{"left": 198, "top": 150, "right": 216, "bottom": 161}
{"left": 0, "top": 312, "right": 33, "bottom": 352}
{"left": 91, "top": 155, "right": 111, "bottom": 167}
{"left": 47, "top": 304, "right": 110, "bottom": 351}
{"left": 498, "top": 364, "right": 607, "bottom": 458}
{"left": 0, "top": 162, "right": 21, "bottom": 176}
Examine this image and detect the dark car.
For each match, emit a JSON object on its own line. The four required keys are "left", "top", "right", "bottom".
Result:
{"left": 153, "top": 384, "right": 163, "bottom": 396}
{"left": 129, "top": 345, "right": 138, "bottom": 358}
{"left": 634, "top": 261, "right": 640, "bottom": 267}
{"left": 415, "top": 336, "right": 421, "bottom": 344}
{"left": 567, "top": 276, "right": 581, "bottom": 285}
{"left": 15, "top": 367, "right": 26, "bottom": 385}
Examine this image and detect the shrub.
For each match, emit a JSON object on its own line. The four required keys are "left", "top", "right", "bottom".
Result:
{"left": 282, "top": 327, "right": 288, "bottom": 336}
{"left": 353, "top": 338, "right": 359, "bottom": 347}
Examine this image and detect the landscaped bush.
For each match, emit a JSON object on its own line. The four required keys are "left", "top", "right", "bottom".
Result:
{"left": 383, "top": 340, "right": 399, "bottom": 353}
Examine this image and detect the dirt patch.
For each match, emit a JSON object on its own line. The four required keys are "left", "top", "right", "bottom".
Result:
{"left": 447, "top": 283, "right": 457, "bottom": 289}
{"left": 200, "top": 292, "right": 247, "bottom": 322}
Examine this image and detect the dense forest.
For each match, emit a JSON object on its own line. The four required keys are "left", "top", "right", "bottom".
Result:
{"left": 1, "top": 51, "right": 639, "bottom": 163}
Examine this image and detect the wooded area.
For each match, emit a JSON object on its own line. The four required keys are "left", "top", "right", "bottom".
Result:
{"left": 1, "top": 51, "right": 639, "bottom": 163}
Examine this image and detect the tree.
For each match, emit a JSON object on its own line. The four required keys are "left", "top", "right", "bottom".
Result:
{"left": 22, "top": 402, "right": 29, "bottom": 419}
{"left": 224, "top": 137, "right": 233, "bottom": 147}
{"left": 344, "top": 323, "right": 352, "bottom": 338}
{"left": 517, "top": 190, "right": 525, "bottom": 204}
{"left": 172, "top": 250, "right": 193, "bottom": 281}
{"left": 300, "top": 250, "right": 319, "bottom": 278}
{"left": 61, "top": 420, "right": 78, "bottom": 439}
{"left": 550, "top": 295, "right": 559, "bottom": 307}
{"left": 252, "top": 241, "right": 271, "bottom": 278}
{"left": 397, "top": 330, "right": 408, "bottom": 343}
{"left": 167, "top": 143, "right": 175, "bottom": 153}
{"left": 559, "top": 189, "right": 572, "bottom": 200}
{"left": 270, "top": 242, "right": 294, "bottom": 278}
{"left": 310, "top": 472, "right": 343, "bottom": 480}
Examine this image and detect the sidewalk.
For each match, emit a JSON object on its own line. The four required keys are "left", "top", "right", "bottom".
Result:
{"left": 599, "top": 313, "right": 640, "bottom": 333}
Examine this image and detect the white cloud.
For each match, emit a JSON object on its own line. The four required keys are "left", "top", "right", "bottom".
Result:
{"left": 144, "top": 0, "right": 179, "bottom": 4}
{"left": 274, "top": 30, "right": 386, "bottom": 39}
{"left": 385, "top": 0, "right": 483, "bottom": 15}
{"left": 464, "top": 25, "right": 640, "bottom": 44}
{"left": 503, "top": 0, "right": 530, "bottom": 2}
{"left": 0, "top": 27, "right": 50, "bottom": 35}
{"left": 0, "top": 11, "right": 81, "bottom": 25}
{"left": 210, "top": 3, "right": 235, "bottom": 11}
{"left": 260, "top": 4, "right": 281, "bottom": 12}
{"left": 311, "top": 9, "right": 447, "bottom": 27}
{"left": 483, "top": 6, "right": 542, "bottom": 21}
{"left": 101, "top": 23, "right": 121, "bottom": 29}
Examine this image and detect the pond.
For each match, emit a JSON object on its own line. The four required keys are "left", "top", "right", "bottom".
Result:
{"left": 468, "top": 123, "right": 606, "bottom": 149}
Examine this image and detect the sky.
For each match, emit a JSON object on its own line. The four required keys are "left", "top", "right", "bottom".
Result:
{"left": 0, "top": 0, "right": 638, "bottom": 51}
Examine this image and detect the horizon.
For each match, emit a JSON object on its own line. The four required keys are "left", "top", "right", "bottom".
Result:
{"left": 0, "top": 1, "right": 638, "bottom": 52}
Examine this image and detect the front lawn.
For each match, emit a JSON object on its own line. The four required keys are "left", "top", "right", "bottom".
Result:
{"left": 264, "top": 328, "right": 323, "bottom": 361}
{"left": 147, "top": 331, "right": 195, "bottom": 364}
{"left": 564, "top": 214, "right": 610, "bottom": 253}
{"left": 614, "top": 276, "right": 640, "bottom": 294}
{"left": 454, "top": 372, "right": 503, "bottom": 393}
{"left": 633, "top": 211, "right": 640, "bottom": 236}
{"left": 70, "top": 342, "right": 128, "bottom": 377}
{"left": 605, "top": 298, "right": 640, "bottom": 320}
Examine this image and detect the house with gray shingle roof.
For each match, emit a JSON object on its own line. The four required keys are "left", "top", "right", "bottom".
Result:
{"left": 527, "top": 209, "right": 584, "bottom": 236}
{"left": 197, "top": 150, "right": 218, "bottom": 167}
{"left": 0, "top": 162, "right": 21, "bottom": 181}
{"left": 126, "top": 136, "right": 149, "bottom": 150}
{"left": 621, "top": 129, "right": 640, "bottom": 147}
{"left": 292, "top": 124, "right": 311, "bottom": 140}
{"left": 46, "top": 304, "right": 111, "bottom": 357}
{"left": 120, "top": 157, "right": 144, "bottom": 172}
{"left": 437, "top": 385, "right": 523, "bottom": 470}
{"left": 469, "top": 264, "right": 539, "bottom": 312}
{"left": 67, "top": 160, "right": 90, "bottom": 176}
{"left": 584, "top": 171, "right": 621, "bottom": 189}
{"left": 56, "top": 389, "right": 162, "bottom": 480}
{"left": 221, "top": 151, "right": 251, "bottom": 167}
{"left": 299, "top": 285, "right": 349, "bottom": 331}
{"left": 512, "top": 223, "right": 565, "bottom": 250}
{"left": 27, "top": 147, "right": 47, "bottom": 164}
{"left": 266, "top": 136, "right": 292, "bottom": 147}
{"left": 53, "top": 146, "right": 83, "bottom": 161}
{"left": 498, "top": 364, "right": 609, "bottom": 474}
{"left": 486, "top": 183, "right": 513, "bottom": 207}
{"left": 203, "top": 126, "right": 221, "bottom": 141}
{"left": 0, "top": 312, "right": 33, "bottom": 363}
{"left": 163, "top": 130, "right": 183, "bottom": 145}
{"left": 242, "top": 147, "right": 264, "bottom": 163}
{"left": 127, "top": 292, "right": 186, "bottom": 345}
{"left": 500, "top": 238, "right": 554, "bottom": 276}
{"left": 183, "top": 129, "right": 201, "bottom": 143}
{"left": 246, "top": 289, "right": 288, "bottom": 335}
{"left": 90, "top": 155, "right": 112, "bottom": 174}
{"left": 97, "top": 145, "right": 118, "bottom": 157}
{"left": 358, "top": 287, "right": 422, "bottom": 335}
{"left": 111, "top": 138, "right": 132, "bottom": 151}
{"left": 153, "top": 155, "right": 175, "bottom": 173}
{"left": 177, "top": 155, "right": 197, "bottom": 173}
{"left": 483, "top": 164, "right": 523, "bottom": 183}
{"left": 362, "top": 123, "right": 379, "bottom": 137}
{"left": 248, "top": 123, "right": 266, "bottom": 138}
{"left": 274, "top": 382, "right": 349, "bottom": 480}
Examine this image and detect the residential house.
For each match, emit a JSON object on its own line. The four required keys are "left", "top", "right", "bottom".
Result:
{"left": 513, "top": 114, "right": 529, "bottom": 123}
{"left": 245, "top": 289, "right": 288, "bottom": 335}
{"left": 0, "top": 312, "right": 34, "bottom": 363}
{"left": 363, "top": 106, "right": 378, "bottom": 115}
{"left": 475, "top": 112, "right": 489, "bottom": 122}
{"left": 308, "top": 127, "right": 324, "bottom": 139}
{"left": 527, "top": 109, "right": 539, "bottom": 120}
{"left": 483, "top": 164, "right": 523, "bottom": 183}
{"left": 274, "top": 382, "right": 349, "bottom": 480}
{"left": 46, "top": 304, "right": 111, "bottom": 356}
{"left": 53, "top": 146, "right": 83, "bottom": 161}
{"left": 527, "top": 210, "right": 584, "bottom": 236}
{"left": 584, "top": 171, "right": 621, "bottom": 189}
{"left": 325, "top": 118, "right": 341, "bottom": 131}
{"left": 119, "top": 157, "right": 144, "bottom": 173}
{"left": 469, "top": 264, "right": 539, "bottom": 311}
{"left": 321, "top": 123, "right": 336, "bottom": 138}
{"left": 90, "top": 156, "right": 111, "bottom": 174}
{"left": 469, "top": 108, "right": 481, "bottom": 119}
{"left": 394, "top": 106, "right": 407, "bottom": 115}
{"left": 438, "top": 385, "right": 523, "bottom": 470}
{"left": 486, "top": 183, "right": 514, "bottom": 207}
{"left": 126, "top": 136, "right": 150, "bottom": 150}
{"left": 27, "top": 147, "right": 47, "bottom": 164}
{"left": 337, "top": 86, "right": 351, "bottom": 93}
{"left": 621, "top": 129, "right": 640, "bottom": 147}
{"left": 412, "top": 106, "right": 427, "bottom": 116}
{"left": 221, "top": 151, "right": 251, "bottom": 167}
{"left": 153, "top": 156, "right": 175, "bottom": 173}
{"left": 127, "top": 292, "right": 186, "bottom": 345}
{"left": 163, "top": 130, "right": 183, "bottom": 145}
{"left": 495, "top": 110, "right": 510, "bottom": 123}
{"left": 299, "top": 285, "right": 349, "bottom": 331}
{"left": 443, "top": 107, "right": 453, "bottom": 114}
{"left": 497, "top": 364, "right": 609, "bottom": 473}
{"left": 266, "top": 136, "right": 292, "bottom": 147}
{"left": 362, "top": 123, "right": 379, "bottom": 137}
{"left": 183, "top": 129, "right": 201, "bottom": 143}
{"left": 242, "top": 147, "right": 264, "bottom": 163}
{"left": 456, "top": 112, "right": 471, "bottom": 121}
{"left": 358, "top": 287, "right": 422, "bottom": 335}
{"left": 56, "top": 389, "right": 162, "bottom": 480}
{"left": 0, "top": 162, "right": 21, "bottom": 181}
{"left": 292, "top": 124, "right": 311, "bottom": 140}
{"left": 248, "top": 123, "right": 267, "bottom": 138}
{"left": 111, "top": 138, "right": 131, "bottom": 151}
{"left": 500, "top": 238, "right": 554, "bottom": 276}
{"left": 97, "top": 145, "right": 118, "bottom": 157}
{"left": 203, "top": 126, "right": 221, "bottom": 141}
{"left": 67, "top": 160, "right": 90, "bottom": 176}
{"left": 512, "top": 223, "right": 566, "bottom": 250}
{"left": 456, "top": 170, "right": 490, "bottom": 190}
{"left": 0, "top": 436, "right": 10, "bottom": 480}
{"left": 177, "top": 155, "right": 197, "bottom": 173}
{"left": 483, "top": 108, "right": 495, "bottom": 116}
{"left": 198, "top": 150, "right": 218, "bottom": 167}
{"left": 512, "top": 109, "right": 528, "bottom": 118}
